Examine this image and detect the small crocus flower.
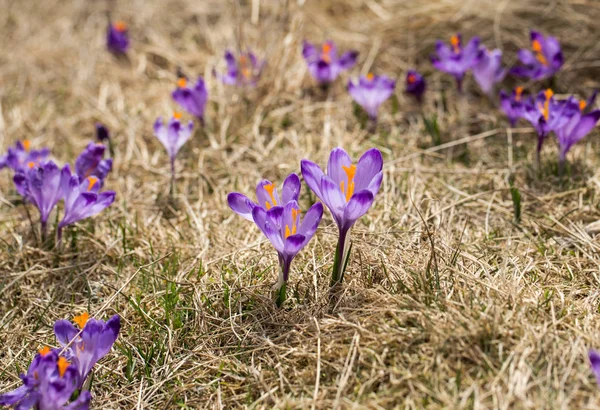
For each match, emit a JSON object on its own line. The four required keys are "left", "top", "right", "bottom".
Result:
{"left": 95, "top": 123, "right": 110, "bottom": 142}
{"left": 172, "top": 77, "right": 209, "bottom": 124}
{"left": 589, "top": 350, "right": 600, "bottom": 386}
{"left": 431, "top": 34, "right": 481, "bottom": 91}
{"left": 153, "top": 113, "right": 194, "bottom": 197}
{"left": 499, "top": 87, "right": 527, "bottom": 127}
{"left": 301, "top": 148, "right": 383, "bottom": 285}
{"left": 228, "top": 173, "right": 301, "bottom": 221}
{"left": 57, "top": 168, "right": 116, "bottom": 241}
{"left": 554, "top": 96, "right": 600, "bottom": 174}
{"left": 302, "top": 40, "right": 358, "bottom": 84}
{"left": 511, "top": 30, "right": 563, "bottom": 81}
{"left": 13, "top": 161, "right": 69, "bottom": 239}
{"left": 106, "top": 20, "right": 129, "bottom": 54}
{"left": 54, "top": 313, "right": 121, "bottom": 389}
{"left": 215, "top": 50, "right": 264, "bottom": 87}
{"left": 0, "top": 140, "right": 50, "bottom": 172}
{"left": 75, "top": 143, "right": 113, "bottom": 183}
{"left": 228, "top": 174, "right": 322, "bottom": 306}
{"left": 472, "top": 47, "right": 506, "bottom": 96}
{"left": 347, "top": 73, "right": 396, "bottom": 122}
{"left": 0, "top": 348, "right": 91, "bottom": 410}
{"left": 405, "top": 70, "right": 426, "bottom": 103}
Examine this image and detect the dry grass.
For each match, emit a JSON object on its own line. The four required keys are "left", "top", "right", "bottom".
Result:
{"left": 2, "top": 0, "right": 600, "bottom": 408}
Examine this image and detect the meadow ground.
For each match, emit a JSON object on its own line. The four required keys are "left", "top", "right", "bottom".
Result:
{"left": 2, "top": 0, "right": 600, "bottom": 408}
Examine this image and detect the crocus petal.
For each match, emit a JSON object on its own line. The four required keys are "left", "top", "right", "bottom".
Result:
{"left": 281, "top": 173, "right": 301, "bottom": 203}
{"left": 252, "top": 207, "right": 285, "bottom": 253}
{"left": 267, "top": 206, "right": 285, "bottom": 229}
{"left": 344, "top": 190, "right": 375, "bottom": 225}
{"left": 569, "top": 110, "right": 600, "bottom": 144}
{"left": 338, "top": 50, "right": 358, "bottom": 69}
{"left": 65, "top": 390, "right": 92, "bottom": 410}
{"left": 54, "top": 320, "right": 79, "bottom": 346}
{"left": 327, "top": 147, "right": 352, "bottom": 186}
{"left": 297, "top": 202, "right": 324, "bottom": 242}
{"left": 300, "top": 159, "right": 325, "bottom": 200}
{"left": 517, "top": 49, "right": 537, "bottom": 65}
{"left": 354, "top": 148, "right": 383, "bottom": 192}
{"left": 590, "top": 350, "right": 600, "bottom": 385}
{"left": 0, "top": 385, "right": 30, "bottom": 406}
{"left": 96, "top": 315, "right": 120, "bottom": 357}
{"left": 227, "top": 192, "right": 256, "bottom": 221}
{"left": 320, "top": 176, "right": 346, "bottom": 224}
{"left": 283, "top": 234, "right": 306, "bottom": 259}
{"left": 256, "top": 179, "right": 280, "bottom": 209}
{"left": 302, "top": 41, "right": 318, "bottom": 61}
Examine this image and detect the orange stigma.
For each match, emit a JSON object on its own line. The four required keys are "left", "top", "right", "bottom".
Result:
{"left": 73, "top": 312, "right": 90, "bottom": 329}
{"left": 366, "top": 73, "right": 374, "bottom": 81}
{"left": 39, "top": 346, "right": 51, "bottom": 356}
{"left": 263, "top": 183, "right": 277, "bottom": 209}
{"left": 544, "top": 89, "right": 554, "bottom": 100}
{"left": 579, "top": 100, "right": 587, "bottom": 111}
{"left": 539, "top": 89, "right": 553, "bottom": 121}
{"left": 321, "top": 43, "right": 332, "bottom": 63}
{"left": 515, "top": 86, "right": 523, "bottom": 101}
{"left": 239, "top": 55, "right": 248, "bottom": 65}
{"left": 113, "top": 21, "right": 127, "bottom": 32}
{"left": 285, "top": 208, "right": 300, "bottom": 239}
{"left": 173, "top": 111, "right": 182, "bottom": 120}
{"left": 23, "top": 140, "right": 31, "bottom": 152}
{"left": 407, "top": 74, "right": 416, "bottom": 84}
{"left": 57, "top": 357, "right": 69, "bottom": 378}
{"left": 87, "top": 176, "right": 98, "bottom": 191}
{"left": 177, "top": 78, "right": 187, "bottom": 88}
{"left": 27, "top": 161, "right": 36, "bottom": 169}
{"left": 339, "top": 164, "right": 357, "bottom": 202}
{"left": 450, "top": 35, "right": 460, "bottom": 53}
{"left": 532, "top": 39, "right": 548, "bottom": 66}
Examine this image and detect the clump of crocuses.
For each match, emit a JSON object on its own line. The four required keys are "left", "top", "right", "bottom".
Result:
{"left": 301, "top": 148, "right": 383, "bottom": 287}
{"left": 302, "top": 40, "right": 358, "bottom": 85}
{"left": 405, "top": 70, "right": 426, "bottom": 103}
{"left": 348, "top": 73, "right": 396, "bottom": 123}
{"left": 0, "top": 313, "right": 120, "bottom": 410}
{"left": 153, "top": 113, "right": 194, "bottom": 198}
{"left": 511, "top": 30, "right": 563, "bottom": 81}
{"left": 431, "top": 34, "right": 480, "bottom": 91}
{"left": 215, "top": 50, "right": 264, "bottom": 87}
{"left": 0, "top": 140, "right": 49, "bottom": 172}
{"left": 172, "top": 77, "right": 208, "bottom": 125}
{"left": 106, "top": 20, "right": 129, "bottom": 55}
{"left": 228, "top": 173, "right": 323, "bottom": 306}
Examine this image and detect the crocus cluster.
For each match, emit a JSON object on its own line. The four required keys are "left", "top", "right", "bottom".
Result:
{"left": 1, "top": 141, "right": 116, "bottom": 242}
{"left": 214, "top": 50, "right": 265, "bottom": 87}
{"left": 302, "top": 40, "right": 358, "bottom": 85}
{"left": 0, "top": 313, "right": 120, "bottom": 410}
{"left": 228, "top": 147, "right": 383, "bottom": 305}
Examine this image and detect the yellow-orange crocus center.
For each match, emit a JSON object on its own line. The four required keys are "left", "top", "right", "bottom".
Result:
{"left": 515, "top": 86, "right": 523, "bottom": 102}
{"left": 531, "top": 39, "right": 548, "bottom": 66}
{"left": 539, "top": 88, "right": 553, "bottom": 121}
{"left": 263, "top": 183, "right": 277, "bottom": 210}
{"left": 177, "top": 78, "right": 187, "bottom": 88}
{"left": 173, "top": 111, "right": 182, "bottom": 120}
{"left": 339, "top": 164, "right": 357, "bottom": 202}
{"left": 239, "top": 55, "right": 251, "bottom": 79}
{"left": 321, "top": 43, "right": 332, "bottom": 63}
{"left": 23, "top": 140, "right": 31, "bottom": 152}
{"left": 27, "top": 161, "right": 36, "bottom": 169}
{"left": 113, "top": 21, "right": 127, "bottom": 33}
{"left": 407, "top": 74, "right": 416, "bottom": 84}
{"left": 285, "top": 208, "right": 300, "bottom": 239}
{"left": 57, "top": 357, "right": 69, "bottom": 378}
{"left": 39, "top": 346, "right": 51, "bottom": 356}
{"left": 579, "top": 100, "right": 587, "bottom": 111}
{"left": 366, "top": 72, "right": 374, "bottom": 81}
{"left": 73, "top": 312, "right": 90, "bottom": 329}
{"left": 87, "top": 176, "right": 98, "bottom": 191}
{"left": 450, "top": 35, "right": 461, "bottom": 53}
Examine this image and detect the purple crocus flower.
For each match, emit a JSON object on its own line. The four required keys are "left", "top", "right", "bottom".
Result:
{"left": 172, "top": 77, "right": 208, "bottom": 124}
{"left": 215, "top": 50, "right": 264, "bottom": 87}
{"left": 54, "top": 313, "right": 121, "bottom": 389}
{"left": 348, "top": 73, "right": 396, "bottom": 121}
{"left": 0, "top": 140, "right": 50, "bottom": 172}
{"left": 106, "top": 21, "right": 129, "bottom": 54}
{"left": 13, "top": 161, "right": 69, "bottom": 239}
{"left": 431, "top": 34, "right": 481, "bottom": 91}
{"left": 95, "top": 123, "right": 110, "bottom": 142}
{"left": 57, "top": 168, "right": 116, "bottom": 241}
{"left": 590, "top": 350, "right": 600, "bottom": 386}
{"left": 511, "top": 30, "right": 563, "bottom": 81}
{"left": 0, "top": 348, "right": 91, "bottom": 410}
{"left": 499, "top": 87, "right": 526, "bottom": 127}
{"left": 301, "top": 148, "right": 383, "bottom": 285}
{"left": 472, "top": 47, "right": 506, "bottom": 96}
{"left": 228, "top": 173, "right": 301, "bottom": 221}
{"left": 228, "top": 174, "right": 322, "bottom": 306}
{"left": 75, "top": 143, "right": 113, "bottom": 183}
{"left": 302, "top": 40, "right": 358, "bottom": 84}
{"left": 554, "top": 96, "right": 600, "bottom": 174}
{"left": 405, "top": 70, "right": 426, "bottom": 103}
{"left": 153, "top": 113, "right": 194, "bottom": 196}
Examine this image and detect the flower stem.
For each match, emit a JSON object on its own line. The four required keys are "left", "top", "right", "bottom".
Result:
{"left": 275, "top": 259, "right": 290, "bottom": 307}
{"left": 169, "top": 158, "right": 176, "bottom": 201}
{"left": 41, "top": 220, "right": 48, "bottom": 243}
{"left": 330, "top": 228, "right": 350, "bottom": 287}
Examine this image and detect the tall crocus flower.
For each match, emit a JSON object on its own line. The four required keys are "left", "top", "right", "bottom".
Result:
{"left": 301, "top": 148, "right": 383, "bottom": 286}
{"left": 54, "top": 313, "right": 121, "bottom": 389}
{"left": 590, "top": 350, "right": 600, "bottom": 386}
{"left": 172, "top": 77, "right": 208, "bottom": 124}
{"left": 472, "top": 47, "right": 506, "bottom": 97}
{"left": 405, "top": 70, "right": 426, "bottom": 103}
{"left": 153, "top": 113, "right": 194, "bottom": 197}
{"left": 228, "top": 174, "right": 322, "bottom": 306}
{"left": 215, "top": 50, "right": 264, "bottom": 87}
{"left": 431, "top": 34, "right": 481, "bottom": 91}
{"left": 75, "top": 143, "right": 113, "bottom": 183}
{"left": 0, "top": 140, "right": 50, "bottom": 172}
{"left": 499, "top": 87, "right": 527, "bottom": 127}
{"left": 554, "top": 96, "right": 600, "bottom": 175}
{"left": 13, "top": 161, "right": 69, "bottom": 239}
{"left": 106, "top": 20, "right": 129, "bottom": 55}
{"left": 0, "top": 348, "right": 91, "bottom": 410}
{"left": 57, "top": 168, "right": 116, "bottom": 241}
{"left": 511, "top": 30, "right": 563, "bottom": 81}
{"left": 302, "top": 40, "right": 358, "bottom": 84}
{"left": 348, "top": 73, "right": 396, "bottom": 122}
